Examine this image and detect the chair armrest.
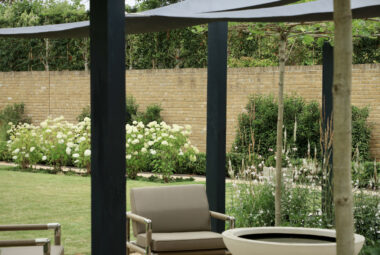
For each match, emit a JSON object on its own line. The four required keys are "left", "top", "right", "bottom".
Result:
{"left": 210, "top": 211, "right": 235, "bottom": 229}
{"left": 0, "top": 238, "right": 51, "bottom": 255}
{"left": 126, "top": 212, "right": 152, "bottom": 225}
{"left": 0, "top": 223, "right": 61, "bottom": 245}
{"left": 126, "top": 212, "right": 152, "bottom": 255}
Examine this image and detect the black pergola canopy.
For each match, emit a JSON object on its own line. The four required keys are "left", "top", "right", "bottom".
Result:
{"left": 0, "top": 0, "right": 379, "bottom": 254}
{"left": 0, "top": 0, "right": 378, "bottom": 38}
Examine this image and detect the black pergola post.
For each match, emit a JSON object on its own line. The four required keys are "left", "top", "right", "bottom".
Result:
{"left": 90, "top": 0, "right": 126, "bottom": 254}
{"left": 206, "top": 21, "right": 228, "bottom": 233}
{"left": 322, "top": 41, "right": 334, "bottom": 225}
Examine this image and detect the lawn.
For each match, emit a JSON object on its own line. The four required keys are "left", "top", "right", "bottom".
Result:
{"left": 0, "top": 167, "right": 203, "bottom": 255}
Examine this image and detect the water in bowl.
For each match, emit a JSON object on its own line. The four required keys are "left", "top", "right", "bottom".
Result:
{"left": 240, "top": 233, "right": 336, "bottom": 244}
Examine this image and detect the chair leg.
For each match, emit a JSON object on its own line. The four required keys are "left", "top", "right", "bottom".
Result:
{"left": 127, "top": 217, "right": 130, "bottom": 255}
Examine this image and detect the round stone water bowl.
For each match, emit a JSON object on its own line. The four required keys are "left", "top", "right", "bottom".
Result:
{"left": 222, "top": 227, "right": 365, "bottom": 255}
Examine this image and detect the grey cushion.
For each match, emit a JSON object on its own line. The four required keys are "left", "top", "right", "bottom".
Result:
{"left": 151, "top": 250, "right": 228, "bottom": 255}
{"left": 136, "top": 231, "right": 226, "bottom": 252}
{"left": 0, "top": 245, "right": 64, "bottom": 255}
{"left": 130, "top": 185, "right": 211, "bottom": 236}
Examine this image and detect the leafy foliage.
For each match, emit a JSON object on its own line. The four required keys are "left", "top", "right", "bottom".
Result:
{"left": 0, "top": 0, "right": 89, "bottom": 71}
{"left": 227, "top": 166, "right": 380, "bottom": 254}
{"left": 77, "top": 96, "right": 162, "bottom": 125}
{"left": 0, "top": 103, "right": 31, "bottom": 158}
{"left": 233, "top": 95, "right": 320, "bottom": 159}
{"left": 76, "top": 105, "right": 90, "bottom": 122}
{"left": 0, "top": 1, "right": 378, "bottom": 71}
{"left": 234, "top": 94, "right": 373, "bottom": 160}
{"left": 352, "top": 106, "right": 372, "bottom": 161}
{"left": 136, "top": 104, "right": 162, "bottom": 124}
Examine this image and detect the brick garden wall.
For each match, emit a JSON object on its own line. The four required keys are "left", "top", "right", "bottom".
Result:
{"left": 0, "top": 64, "right": 379, "bottom": 159}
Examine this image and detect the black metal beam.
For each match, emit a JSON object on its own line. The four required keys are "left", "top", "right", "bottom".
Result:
{"left": 322, "top": 41, "right": 334, "bottom": 224}
{"left": 90, "top": 1, "right": 126, "bottom": 255}
{"left": 206, "top": 22, "right": 228, "bottom": 233}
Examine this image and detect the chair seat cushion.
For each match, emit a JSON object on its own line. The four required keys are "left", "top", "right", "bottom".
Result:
{"left": 0, "top": 245, "right": 64, "bottom": 255}
{"left": 137, "top": 231, "right": 226, "bottom": 252}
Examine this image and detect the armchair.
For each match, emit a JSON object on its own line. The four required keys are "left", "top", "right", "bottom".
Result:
{"left": 126, "top": 184, "right": 235, "bottom": 255}
{"left": 0, "top": 223, "right": 63, "bottom": 255}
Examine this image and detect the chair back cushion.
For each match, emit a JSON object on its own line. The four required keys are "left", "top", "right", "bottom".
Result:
{"left": 130, "top": 184, "right": 211, "bottom": 235}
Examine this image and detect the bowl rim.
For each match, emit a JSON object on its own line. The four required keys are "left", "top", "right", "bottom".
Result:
{"left": 222, "top": 227, "right": 365, "bottom": 247}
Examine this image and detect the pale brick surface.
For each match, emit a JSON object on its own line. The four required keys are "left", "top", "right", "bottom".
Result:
{"left": 0, "top": 64, "right": 379, "bottom": 159}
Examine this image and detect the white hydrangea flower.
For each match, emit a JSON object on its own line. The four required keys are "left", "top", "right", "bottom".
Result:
{"left": 13, "top": 148, "right": 20, "bottom": 154}
{"left": 150, "top": 149, "right": 157, "bottom": 155}
{"left": 73, "top": 153, "right": 79, "bottom": 158}
{"left": 189, "top": 155, "right": 197, "bottom": 162}
{"left": 148, "top": 141, "right": 154, "bottom": 146}
{"left": 66, "top": 147, "right": 72, "bottom": 155}
{"left": 161, "top": 141, "right": 168, "bottom": 146}
{"left": 126, "top": 154, "right": 132, "bottom": 160}
{"left": 12, "top": 155, "right": 17, "bottom": 160}
{"left": 84, "top": 149, "right": 91, "bottom": 157}
{"left": 147, "top": 121, "right": 157, "bottom": 127}
{"left": 58, "top": 139, "right": 64, "bottom": 144}
{"left": 192, "top": 146, "right": 199, "bottom": 154}
{"left": 42, "top": 155, "right": 47, "bottom": 161}
{"left": 141, "top": 148, "right": 147, "bottom": 153}
{"left": 132, "top": 139, "right": 139, "bottom": 144}
{"left": 137, "top": 134, "right": 143, "bottom": 139}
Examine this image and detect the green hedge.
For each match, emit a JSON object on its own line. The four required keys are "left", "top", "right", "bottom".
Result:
{"left": 233, "top": 94, "right": 372, "bottom": 161}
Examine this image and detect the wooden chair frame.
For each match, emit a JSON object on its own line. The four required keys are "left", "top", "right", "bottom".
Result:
{"left": 0, "top": 223, "right": 62, "bottom": 255}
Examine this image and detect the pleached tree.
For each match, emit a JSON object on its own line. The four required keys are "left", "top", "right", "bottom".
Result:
{"left": 333, "top": 0, "right": 355, "bottom": 254}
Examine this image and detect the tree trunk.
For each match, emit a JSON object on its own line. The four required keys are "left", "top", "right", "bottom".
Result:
{"left": 83, "top": 38, "right": 89, "bottom": 72}
{"left": 275, "top": 35, "right": 287, "bottom": 226}
{"left": 333, "top": 1, "right": 354, "bottom": 255}
{"left": 44, "top": 38, "right": 49, "bottom": 71}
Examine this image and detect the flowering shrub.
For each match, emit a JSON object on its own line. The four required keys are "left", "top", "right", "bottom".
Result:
{"left": 5, "top": 117, "right": 199, "bottom": 180}
{"left": 7, "top": 122, "right": 42, "bottom": 169}
{"left": 7, "top": 117, "right": 91, "bottom": 171}
{"left": 126, "top": 121, "right": 199, "bottom": 182}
